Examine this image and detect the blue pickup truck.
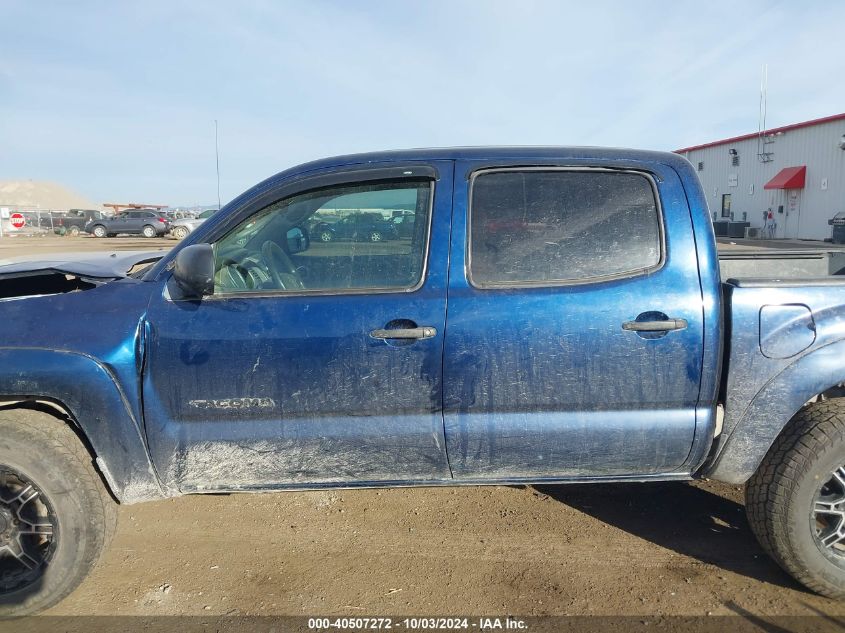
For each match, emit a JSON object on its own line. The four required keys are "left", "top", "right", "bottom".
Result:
{"left": 2, "top": 147, "right": 845, "bottom": 614}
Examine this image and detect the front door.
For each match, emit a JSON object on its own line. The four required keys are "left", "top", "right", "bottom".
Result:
{"left": 443, "top": 161, "right": 705, "bottom": 479}
{"left": 785, "top": 190, "right": 802, "bottom": 238}
{"left": 143, "top": 162, "right": 454, "bottom": 491}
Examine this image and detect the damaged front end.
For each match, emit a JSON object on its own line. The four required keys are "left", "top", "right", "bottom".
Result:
{"left": 0, "top": 251, "right": 164, "bottom": 300}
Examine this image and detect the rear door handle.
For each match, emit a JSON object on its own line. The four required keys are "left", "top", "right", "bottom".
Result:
{"left": 622, "top": 319, "right": 688, "bottom": 332}
{"left": 370, "top": 327, "right": 437, "bottom": 340}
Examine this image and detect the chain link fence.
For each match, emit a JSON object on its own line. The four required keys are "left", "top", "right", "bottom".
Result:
{"left": 0, "top": 210, "right": 103, "bottom": 238}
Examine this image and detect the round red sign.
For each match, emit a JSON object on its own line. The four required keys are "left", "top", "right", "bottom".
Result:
{"left": 9, "top": 213, "right": 25, "bottom": 229}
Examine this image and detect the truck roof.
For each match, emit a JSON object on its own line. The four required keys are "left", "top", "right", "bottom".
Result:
{"left": 287, "top": 146, "right": 690, "bottom": 175}
{"left": 229, "top": 146, "right": 693, "bottom": 213}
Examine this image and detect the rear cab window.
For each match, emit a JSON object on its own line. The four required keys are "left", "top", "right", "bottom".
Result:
{"left": 468, "top": 169, "right": 663, "bottom": 287}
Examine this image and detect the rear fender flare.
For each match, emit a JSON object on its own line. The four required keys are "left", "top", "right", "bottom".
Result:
{"left": 705, "top": 339, "right": 845, "bottom": 483}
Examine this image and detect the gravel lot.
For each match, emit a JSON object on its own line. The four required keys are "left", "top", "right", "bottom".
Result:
{"left": 2, "top": 235, "right": 844, "bottom": 620}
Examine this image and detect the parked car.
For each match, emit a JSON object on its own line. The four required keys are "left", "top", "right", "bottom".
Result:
{"left": 38, "top": 209, "right": 103, "bottom": 236}
{"left": 311, "top": 212, "right": 398, "bottom": 242}
{"left": 169, "top": 208, "right": 217, "bottom": 239}
{"left": 84, "top": 209, "right": 170, "bottom": 238}
{"left": 391, "top": 212, "right": 416, "bottom": 238}
{"left": 6, "top": 146, "right": 845, "bottom": 615}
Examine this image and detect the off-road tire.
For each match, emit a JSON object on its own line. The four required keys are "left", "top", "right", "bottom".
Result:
{"left": 0, "top": 409, "right": 117, "bottom": 616}
{"left": 746, "top": 400, "right": 845, "bottom": 599}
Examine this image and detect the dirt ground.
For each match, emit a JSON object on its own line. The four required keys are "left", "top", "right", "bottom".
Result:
{"left": 0, "top": 234, "right": 174, "bottom": 259}
{"left": 2, "top": 235, "right": 844, "bottom": 619}
{"left": 45, "top": 482, "right": 845, "bottom": 617}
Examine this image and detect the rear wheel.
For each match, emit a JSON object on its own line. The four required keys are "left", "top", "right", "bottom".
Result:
{"left": 142, "top": 225, "right": 157, "bottom": 238}
{"left": 0, "top": 409, "right": 117, "bottom": 616}
{"left": 369, "top": 230, "right": 383, "bottom": 242}
{"left": 91, "top": 225, "right": 107, "bottom": 238}
{"left": 319, "top": 230, "right": 333, "bottom": 242}
{"left": 67, "top": 226, "right": 80, "bottom": 237}
{"left": 746, "top": 400, "right": 845, "bottom": 598}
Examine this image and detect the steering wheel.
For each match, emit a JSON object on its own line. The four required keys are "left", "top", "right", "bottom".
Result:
{"left": 261, "top": 240, "right": 305, "bottom": 290}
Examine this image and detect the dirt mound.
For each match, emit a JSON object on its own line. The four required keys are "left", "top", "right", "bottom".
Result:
{"left": 0, "top": 180, "right": 102, "bottom": 212}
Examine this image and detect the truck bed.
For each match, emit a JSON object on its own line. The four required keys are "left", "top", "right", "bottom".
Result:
{"left": 719, "top": 248, "right": 845, "bottom": 280}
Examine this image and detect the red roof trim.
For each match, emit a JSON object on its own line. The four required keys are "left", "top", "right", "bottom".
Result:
{"left": 675, "top": 112, "right": 845, "bottom": 154}
{"left": 763, "top": 166, "right": 806, "bottom": 190}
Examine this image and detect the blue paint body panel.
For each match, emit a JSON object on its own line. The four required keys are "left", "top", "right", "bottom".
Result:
{"left": 0, "top": 279, "right": 162, "bottom": 502}
{"left": 443, "top": 158, "right": 706, "bottom": 478}
{"left": 142, "top": 160, "right": 455, "bottom": 490}
{"left": 3, "top": 146, "right": 844, "bottom": 502}
{"left": 705, "top": 279, "right": 845, "bottom": 482}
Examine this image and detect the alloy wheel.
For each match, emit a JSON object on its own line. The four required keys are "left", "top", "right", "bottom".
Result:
{"left": 813, "top": 465, "right": 845, "bottom": 557}
{"left": 0, "top": 467, "right": 58, "bottom": 596}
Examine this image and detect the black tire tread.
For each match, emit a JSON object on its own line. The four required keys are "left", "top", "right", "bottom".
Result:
{"left": 745, "top": 400, "right": 845, "bottom": 599}
{"left": 0, "top": 408, "right": 117, "bottom": 614}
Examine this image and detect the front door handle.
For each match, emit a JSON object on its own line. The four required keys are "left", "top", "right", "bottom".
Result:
{"left": 622, "top": 318, "right": 688, "bottom": 332}
{"left": 370, "top": 326, "right": 437, "bottom": 340}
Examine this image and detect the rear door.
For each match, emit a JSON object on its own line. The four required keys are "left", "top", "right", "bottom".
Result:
{"left": 143, "top": 162, "right": 454, "bottom": 491}
{"left": 444, "top": 161, "right": 704, "bottom": 479}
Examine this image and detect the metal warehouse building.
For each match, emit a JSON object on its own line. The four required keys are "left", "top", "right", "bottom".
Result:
{"left": 676, "top": 113, "right": 845, "bottom": 240}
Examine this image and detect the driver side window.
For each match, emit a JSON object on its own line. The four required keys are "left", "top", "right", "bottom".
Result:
{"left": 213, "top": 179, "right": 432, "bottom": 295}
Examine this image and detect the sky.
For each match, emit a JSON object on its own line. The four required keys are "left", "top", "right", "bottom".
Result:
{"left": 1, "top": 0, "right": 844, "bottom": 206}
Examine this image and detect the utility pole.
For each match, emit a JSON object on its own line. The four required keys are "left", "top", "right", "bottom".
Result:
{"left": 215, "top": 120, "right": 222, "bottom": 211}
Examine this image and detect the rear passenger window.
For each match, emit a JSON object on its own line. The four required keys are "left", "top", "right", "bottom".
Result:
{"left": 469, "top": 170, "right": 662, "bottom": 287}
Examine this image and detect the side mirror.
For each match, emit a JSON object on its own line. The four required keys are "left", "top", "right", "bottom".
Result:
{"left": 286, "top": 227, "right": 310, "bottom": 254}
{"left": 173, "top": 244, "right": 214, "bottom": 299}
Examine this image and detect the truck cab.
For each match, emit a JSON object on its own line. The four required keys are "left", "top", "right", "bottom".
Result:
{"left": 139, "top": 150, "right": 718, "bottom": 491}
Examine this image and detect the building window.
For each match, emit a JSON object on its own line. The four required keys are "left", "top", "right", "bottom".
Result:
{"left": 697, "top": 161, "right": 704, "bottom": 171}
{"left": 731, "top": 155, "right": 740, "bottom": 167}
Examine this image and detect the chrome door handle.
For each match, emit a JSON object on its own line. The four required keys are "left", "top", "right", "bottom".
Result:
{"left": 622, "top": 319, "right": 688, "bottom": 332}
{"left": 370, "top": 327, "right": 437, "bottom": 340}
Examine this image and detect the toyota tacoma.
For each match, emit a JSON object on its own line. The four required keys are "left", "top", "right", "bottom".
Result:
{"left": 2, "top": 147, "right": 845, "bottom": 614}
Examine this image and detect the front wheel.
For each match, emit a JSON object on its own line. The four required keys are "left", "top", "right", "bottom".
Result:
{"left": 369, "top": 231, "right": 383, "bottom": 242}
{"left": 0, "top": 409, "right": 117, "bottom": 616}
{"left": 319, "top": 230, "right": 333, "bottom": 242}
{"left": 142, "top": 225, "right": 157, "bottom": 238}
{"left": 91, "top": 225, "right": 107, "bottom": 238}
{"left": 171, "top": 226, "right": 189, "bottom": 240}
{"left": 746, "top": 400, "right": 845, "bottom": 599}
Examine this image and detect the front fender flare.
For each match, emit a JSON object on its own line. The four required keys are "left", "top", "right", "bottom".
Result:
{"left": 0, "top": 347, "right": 165, "bottom": 503}
{"left": 705, "top": 339, "right": 845, "bottom": 483}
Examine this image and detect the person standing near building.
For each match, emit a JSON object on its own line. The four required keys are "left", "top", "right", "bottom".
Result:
{"left": 764, "top": 207, "right": 777, "bottom": 238}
